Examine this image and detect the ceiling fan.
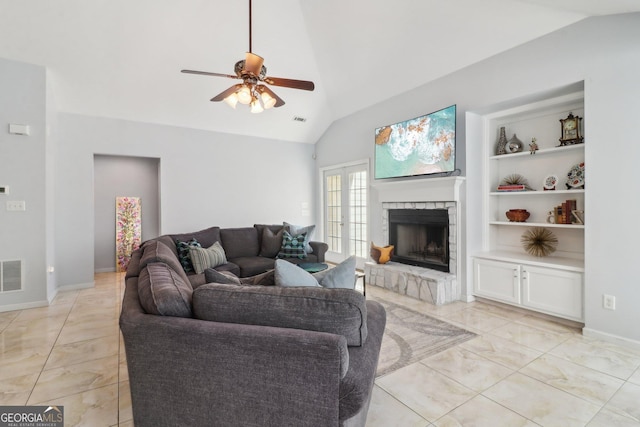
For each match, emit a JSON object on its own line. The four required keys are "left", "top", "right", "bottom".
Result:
{"left": 181, "top": 0, "right": 315, "bottom": 113}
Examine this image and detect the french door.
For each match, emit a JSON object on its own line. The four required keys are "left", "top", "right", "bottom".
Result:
{"left": 322, "top": 162, "right": 368, "bottom": 268}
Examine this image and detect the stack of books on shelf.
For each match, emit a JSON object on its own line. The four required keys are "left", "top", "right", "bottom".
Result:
{"left": 553, "top": 199, "right": 577, "bottom": 224}
{"left": 496, "top": 184, "right": 527, "bottom": 192}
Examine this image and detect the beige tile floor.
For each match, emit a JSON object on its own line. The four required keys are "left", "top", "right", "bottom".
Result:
{"left": 1, "top": 272, "right": 639, "bottom": 426}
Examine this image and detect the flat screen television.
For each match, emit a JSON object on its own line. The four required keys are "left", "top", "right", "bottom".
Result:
{"left": 374, "top": 104, "right": 456, "bottom": 179}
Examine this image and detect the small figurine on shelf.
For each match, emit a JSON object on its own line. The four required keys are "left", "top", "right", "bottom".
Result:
{"left": 529, "top": 138, "right": 539, "bottom": 155}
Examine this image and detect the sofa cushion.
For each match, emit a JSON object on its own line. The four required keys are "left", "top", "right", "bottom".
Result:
{"left": 259, "top": 226, "right": 285, "bottom": 258}
{"left": 192, "top": 283, "right": 368, "bottom": 346}
{"left": 169, "top": 226, "right": 221, "bottom": 251}
{"left": 278, "top": 231, "right": 308, "bottom": 259}
{"left": 220, "top": 227, "right": 260, "bottom": 259}
{"left": 204, "top": 268, "right": 242, "bottom": 285}
{"left": 284, "top": 222, "right": 316, "bottom": 253}
{"left": 138, "top": 262, "right": 193, "bottom": 317}
{"left": 139, "top": 240, "right": 190, "bottom": 285}
{"left": 274, "top": 259, "right": 320, "bottom": 288}
{"left": 189, "top": 241, "right": 228, "bottom": 274}
{"left": 175, "top": 238, "right": 201, "bottom": 273}
{"left": 229, "top": 256, "right": 275, "bottom": 278}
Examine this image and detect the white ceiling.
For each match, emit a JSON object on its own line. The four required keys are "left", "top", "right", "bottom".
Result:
{"left": 1, "top": 0, "right": 639, "bottom": 144}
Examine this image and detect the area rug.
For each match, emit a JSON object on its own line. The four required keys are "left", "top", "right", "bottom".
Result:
{"left": 374, "top": 298, "right": 476, "bottom": 377}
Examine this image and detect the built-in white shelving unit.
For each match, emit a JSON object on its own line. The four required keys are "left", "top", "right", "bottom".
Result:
{"left": 472, "top": 91, "right": 586, "bottom": 322}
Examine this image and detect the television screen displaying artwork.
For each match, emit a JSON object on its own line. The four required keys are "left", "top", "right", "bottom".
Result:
{"left": 374, "top": 105, "right": 456, "bottom": 179}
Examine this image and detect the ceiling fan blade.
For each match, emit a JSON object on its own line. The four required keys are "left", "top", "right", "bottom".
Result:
{"left": 244, "top": 52, "right": 264, "bottom": 77}
{"left": 182, "top": 69, "right": 238, "bottom": 79}
{"left": 256, "top": 85, "right": 285, "bottom": 108}
{"left": 210, "top": 84, "right": 243, "bottom": 102}
{"left": 263, "top": 76, "right": 315, "bottom": 91}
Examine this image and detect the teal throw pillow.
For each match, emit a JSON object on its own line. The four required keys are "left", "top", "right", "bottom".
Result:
{"left": 284, "top": 222, "right": 315, "bottom": 253}
{"left": 176, "top": 238, "right": 201, "bottom": 272}
{"left": 274, "top": 259, "right": 320, "bottom": 288}
{"left": 278, "top": 231, "right": 308, "bottom": 259}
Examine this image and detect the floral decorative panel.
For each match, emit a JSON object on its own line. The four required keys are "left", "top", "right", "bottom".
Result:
{"left": 116, "top": 196, "right": 141, "bottom": 272}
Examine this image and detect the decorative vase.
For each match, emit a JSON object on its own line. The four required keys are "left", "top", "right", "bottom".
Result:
{"left": 370, "top": 242, "right": 394, "bottom": 264}
{"left": 505, "top": 209, "right": 530, "bottom": 222}
{"left": 506, "top": 134, "right": 523, "bottom": 153}
{"left": 496, "top": 127, "right": 508, "bottom": 155}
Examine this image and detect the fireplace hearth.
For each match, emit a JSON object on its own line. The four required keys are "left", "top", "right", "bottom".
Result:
{"left": 389, "top": 209, "right": 449, "bottom": 272}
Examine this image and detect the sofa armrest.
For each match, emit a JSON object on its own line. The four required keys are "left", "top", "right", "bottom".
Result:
{"left": 120, "top": 278, "right": 348, "bottom": 427}
{"left": 310, "top": 241, "right": 328, "bottom": 262}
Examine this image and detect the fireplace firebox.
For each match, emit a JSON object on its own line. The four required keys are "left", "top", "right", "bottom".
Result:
{"left": 388, "top": 209, "right": 449, "bottom": 272}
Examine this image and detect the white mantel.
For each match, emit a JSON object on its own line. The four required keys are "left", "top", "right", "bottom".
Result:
{"left": 371, "top": 176, "right": 465, "bottom": 203}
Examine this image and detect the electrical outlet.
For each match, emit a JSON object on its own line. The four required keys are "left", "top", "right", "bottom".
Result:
{"left": 6, "top": 200, "right": 26, "bottom": 211}
{"left": 603, "top": 294, "right": 616, "bottom": 310}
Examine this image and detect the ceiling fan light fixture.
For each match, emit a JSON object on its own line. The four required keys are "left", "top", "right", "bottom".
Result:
{"left": 237, "top": 85, "right": 253, "bottom": 104}
{"left": 261, "top": 91, "right": 276, "bottom": 109}
{"left": 250, "top": 98, "right": 264, "bottom": 114}
{"left": 224, "top": 92, "right": 239, "bottom": 109}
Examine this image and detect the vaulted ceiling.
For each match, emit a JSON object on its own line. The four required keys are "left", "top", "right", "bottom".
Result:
{"left": 1, "top": 0, "right": 639, "bottom": 144}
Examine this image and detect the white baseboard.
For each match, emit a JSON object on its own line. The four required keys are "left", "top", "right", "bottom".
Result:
{"left": 57, "top": 281, "right": 95, "bottom": 292}
{"left": 582, "top": 327, "right": 640, "bottom": 351}
{"left": 0, "top": 300, "right": 49, "bottom": 313}
{"left": 461, "top": 294, "right": 476, "bottom": 303}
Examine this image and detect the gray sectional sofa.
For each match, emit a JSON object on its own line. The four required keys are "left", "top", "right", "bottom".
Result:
{"left": 119, "top": 224, "right": 386, "bottom": 427}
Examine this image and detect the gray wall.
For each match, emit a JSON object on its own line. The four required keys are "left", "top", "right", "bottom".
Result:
{"left": 55, "top": 114, "right": 317, "bottom": 288}
{"left": 94, "top": 155, "right": 160, "bottom": 272}
{"left": 314, "top": 13, "right": 640, "bottom": 342}
{"left": 0, "top": 58, "right": 49, "bottom": 308}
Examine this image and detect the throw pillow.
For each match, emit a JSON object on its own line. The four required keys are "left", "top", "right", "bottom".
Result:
{"left": 284, "top": 222, "right": 315, "bottom": 253}
{"left": 204, "top": 268, "right": 241, "bottom": 285}
{"left": 274, "top": 259, "right": 320, "bottom": 288}
{"left": 260, "top": 227, "right": 285, "bottom": 258}
{"left": 277, "top": 231, "right": 308, "bottom": 260}
{"left": 189, "top": 241, "right": 228, "bottom": 274}
{"left": 314, "top": 256, "right": 357, "bottom": 289}
{"left": 240, "top": 269, "right": 276, "bottom": 286}
{"left": 192, "top": 283, "right": 368, "bottom": 347}
{"left": 176, "top": 238, "right": 201, "bottom": 272}
{"left": 137, "top": 262, "right": 193, "bottom": 318}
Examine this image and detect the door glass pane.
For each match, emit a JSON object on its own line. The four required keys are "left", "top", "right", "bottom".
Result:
{"left": 326, "top": 174, "right": 342, "bottom": 253}
{"left": 349, "top": 170, "right": 367, "bottom": 258}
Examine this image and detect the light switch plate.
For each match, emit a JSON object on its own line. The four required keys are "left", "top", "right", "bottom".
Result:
{"left": 6, "top": 200, "right": 26, "bottom": 211}
{"left": 0, "top": 186, "right": 8, "bottom": 195}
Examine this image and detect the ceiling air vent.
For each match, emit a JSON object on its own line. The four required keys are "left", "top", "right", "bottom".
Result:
{"left": 292, "top": 116, "right": 307, "bottom": 123}
{"left": 1, "top": 260, "right": 22, "bottom": 292}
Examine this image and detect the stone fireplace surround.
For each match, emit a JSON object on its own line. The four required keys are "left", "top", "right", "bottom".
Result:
{"left": 367, "top": 177, "right": 465, "bottom": 305}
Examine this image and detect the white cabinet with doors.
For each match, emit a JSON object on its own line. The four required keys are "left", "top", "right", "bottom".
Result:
{"left": 470, "top": 89, "right": 586, "bottom": 322}
{"left": 473, "top": 256, "right": 583, "bottom": 321}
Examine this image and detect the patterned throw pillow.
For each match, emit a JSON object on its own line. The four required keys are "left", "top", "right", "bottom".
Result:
{"left": 278, "top": 231, "right": 308, "bottom": 259}
{"left": 189, "top": 241, "right": 228, "bottom": 274}
{"left": 176, "top": 238, "right": 201, "bottom": 272}
{"left": 284, "top": 222, "right": 315, "bottom": 253}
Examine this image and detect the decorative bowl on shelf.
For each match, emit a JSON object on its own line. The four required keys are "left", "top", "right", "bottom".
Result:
{"left": 506, "top": 209, "right": 530, "bottom": 222}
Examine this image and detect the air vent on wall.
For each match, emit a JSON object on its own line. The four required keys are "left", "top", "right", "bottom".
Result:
{"left": 1, "top": 260, "right": 22, "bottom": 292}
{"left": 292, "top": 116, "right": 307, "bottom": 122}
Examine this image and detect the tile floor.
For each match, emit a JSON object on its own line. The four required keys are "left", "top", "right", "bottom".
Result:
{"left": 0, "top": 272, "right": 638, "bottom": 426}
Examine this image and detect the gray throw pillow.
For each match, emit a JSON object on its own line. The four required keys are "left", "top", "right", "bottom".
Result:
{"left": 284, "top": 222, "right": 315, "bottom": 253}
{"left": 274, "top": 259, "right": 320, "bottom": 287}
{"left": 260, "top": 227, "right": 284, "bottom": 258}
{"left": 316, "top": 256, "right": 357, "bottom": 289}
{"left": 189, "top": 241, "right": 228, "bottom": 274}
{"left": 193, "top": 283, "right": 368, "bottom": 346}
{"left": 204, "top": 268, "right": 241, "bottom": 285}
{"left": 137, "top": 262, "right": 193, "bottom": 318}
{"left": 240, "top": 269, "right": 276, "bottom": 286}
